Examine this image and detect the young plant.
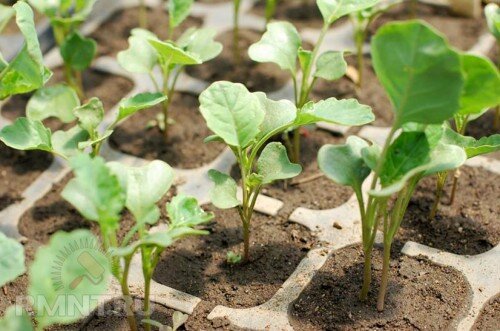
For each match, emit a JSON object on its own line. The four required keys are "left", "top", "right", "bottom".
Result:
{"left": 318, "top": 21, "right": 467, "bottom": 311}
{"left": 429, "top": 53, "right": 500, "bottom": 218}
{"left": 0, "top": 90, "right": 166, "bottom": 159}
{"left": 62, "top": 154, "right": 213, "bottom": 331}
{"left": 28, "top": 0, "right": 97, "bottom": 99}
{"left": 485, "top": 3, "right": 500, "bottom": 128}
{"left": 249, "top": 0, "right": 379, "bottom": 162}
{"left": 200, "top": 81, "right": 374, "bottom": 263}
{"left": 118, "top": 25, "right": 222, "bottom": 140}
{"left": 264, "top": 0, "right": 278, "bottom": 24}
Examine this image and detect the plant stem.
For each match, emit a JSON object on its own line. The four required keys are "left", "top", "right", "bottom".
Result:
{"left": 139, "top": 0, "right": 147, "bottom": 29}
{"left": 143, "top": 274, "right": 152, "bottom": 331}
{"left": 121, "top": 257, "right": 138, "bottom": 331}
{"left": 495, "top": 42, "right": 500, "bottom": 130}
{"left": 376, "top": 239, "right": 391, "bottom": 311}
{"left": 265, "top": 0, "right": 277, "bottom": 24}
{"left": 233, "top": 0, "right": 242, "bottom": 65}
{"left": 449, "top": 168, "right": 460, "bottom": 205}
{"left": 242, "top": 221, "right": 250, "bottom": 262}
{"left": 429, "top": 171, "right": 448, "bottom": 219}
{"left": 355, "top": 28, "right": 365, "bottom": 89}
{"left": 359, "top": 247, "right": 372, "bottom": 301}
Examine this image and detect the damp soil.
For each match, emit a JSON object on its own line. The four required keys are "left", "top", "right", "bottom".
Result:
{"left": 290, "top": 244, "right": 471, "bottom": 331}
{"left": 0, "top": 143, "right": 53, "bottom": 211}
{"left": 90, "top": 6, "right": 203, "bottom": 57}
{"left": 186, "top": 29, "right": 289, "bottom": 92}
{"left": 109, "top": 92, "right": 225, "bottom": 169}
{"left": 398, "top": 166, "right": 500, "bottom": 255}
{"left": 153, "top": 206, "right": 316, "bottom": 310}
{"left": 472, "top": 294, "right": 500, "bottom": 331}
{"left": 251, "top": 0, "right": 324, "bottom": 29}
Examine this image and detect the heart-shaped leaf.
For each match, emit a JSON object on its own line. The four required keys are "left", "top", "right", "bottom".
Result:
{"left": 314, "top": 51, "right": 347, "bottom": 81}
{"left": 168, "top": 0, "right": 194, "bottom": 29}
{"left": 60, "top": 32, "right": 97, "bottom": 71}
{"left": 73, "top": 98, "right": 104, "bottom": 139}
{"left": 208, "top": 169, "right": 239, "bottom": 209}
{"left": 0, "top": 232, "right": 25, "bottom": 287}
{"left": 27, "top": 84, "right": 80, "bottom": 123}
{"left": 442, "top": 128, "right": 500, "bottom": 159}
{"left": 257, "top": 142, "right": 302, "bottom": 184}
{"left": 51, "top": 126, "right": 89, "bottom": 158}
{"left": 167, "top": 194, "right": 214, "bottom": 228}
{"left": 117, "top": 28, "right": 159, "bottom": 74}
{"left": 149, "top": 39, "right": 201, "bottom": 65}
{"left": 254, "top": 92, "right": 296, "bottom": 138}
{"left": 177, "top": 27, "right": 223, "bottom": 63}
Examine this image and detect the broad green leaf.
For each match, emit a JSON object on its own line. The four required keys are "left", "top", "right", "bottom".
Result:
{"left": 208, "top": 169, "right": 239, "bottom": 209}
{"left": 314, "top": 51, "right": 347, "bottom": 81}
{"left": 0, "top": 117, "right": 52, "bottom": 152}
{"left": 51, "top": 126, "right": 89, "bottom": 158}
{"left": 458, "top": 54, "right": 500, "bottom": 116}
{"left": 442, "top": 128, "right": 500, "bottom": 159}
{"left": 117, "top": 92, "right": 167, "bottom": 121}
{"left": 169, "top": 0, "right": 194, "bottom": 29}
{"left": 372, "top": 21, "right": 463, "bottom": 127}
{"left": 73, "top": 98, "right": 104, "bottom": 138}
{"left": 62, "top": 154, "right": 125, "bottom": 228}
{"left": 149, "top": 39, "right": 201, "bottom": 65}
{"left": 318, "top": 136, "right": 370, "bottom": 191}
{"left": 485, "top": 3, "right": 500, "bottom": 39}
{"left": 254, "top": 92, "right": 296, "bottom": 138}
{"left": 60, "top": 32, "right": 97, "bottom": 71}
{"left": 117, "top": 28, "right": 159, "bottom": 74}
{"left": 248, "top": 21, "right": 301, "bottom": 74}
{"left": 423, "top": 142, "right": 466, "bottom": 176}
{"left": 167, "top": 194, "right": 214, "bottom": 228}
{"left": 199, "top": 81, "right": 264, "bottom": 148}
{"left": 27, "top": 84, "right": 80, "bottom": 123}
{"left": 317, "top": 0, "right": 380, "bottom": 24}
{"left": 0, "top": 307, "right": 33, "bottom": 331}
{"left": 107, "top": 160, "right": 174, "bottom": 225}
{"left": 0, "top": 233, "right": 25, "bottom": 287}
{"left": 177, "top": 27, "right": 223, "bottom": 63}
{"left": 295, "top": 98, "right": 374, "bottom": 127}
{"left": 257, "top": 142, "right": 302, "bottom": 184}
{"left": 29, "top": 230, "right": 110, "bottom": 329}
{"left": 0, "top": 4, "right": 15, "bottom": 33}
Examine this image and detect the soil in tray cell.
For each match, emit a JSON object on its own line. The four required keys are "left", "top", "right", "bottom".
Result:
{"left": 186, "top": 29, "right": 290, "bottom": 93}
{"left": 472, "top": 294, "right": 500, "bottom": 331}
{"left": 290, "top": 244, "right": 471, "bottom": 331}
{"left": 109, "top": 92, "right": 225, "bottom": 169}
{"left": 153, "top": 206, "right": 315, "bottom": 309}
{"left": 90, "top": 6, "right": 203, "bottom": 57}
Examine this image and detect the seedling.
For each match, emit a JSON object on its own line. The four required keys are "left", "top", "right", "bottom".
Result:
{"left": 62, "top": 154, "right": 213, "bottom": 331}
{"left": 28, "top": 0, "right": 97, "bottom": 99}
{"left": 0, "top": 90, "right": 166, "bottom": 159}
{"left": 485, "top": 3, "right": 500, "bottom": 129}
{"left": 200, "top": 81, "right": 374, "bottom": 262}
{"left": 118, "top": 24, "right": 222, "bottom": 140}
{"left": 428, "top": 53, "right": 500, "bottom": 218}
{"left": 249, "top": 0, "right": 379, "bottom": 162}
{"left": 319, "top": 21, "right": 468, "bottom": 311}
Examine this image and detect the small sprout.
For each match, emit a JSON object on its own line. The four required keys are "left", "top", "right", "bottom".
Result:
{"left": 227, "top": 251, "right": 243, "bottom": 264}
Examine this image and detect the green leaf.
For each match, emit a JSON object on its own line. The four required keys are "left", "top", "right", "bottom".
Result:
{"left": 51, "top": 126, "right": 89, "bottom": 158}
{"left": 257, "top": 142, "right": 302, "bottom": 184}
{"left": 298, "top": 48, "right": 312, "bottom": 73}
{"left": 167, "top": 194, "right": 214, "bottom": 229}
{"left": 485, "top": 3, "right": 500, "bottom": 39}
{"left": 73, "top": 98, "right": 104, "bottom": 138}
{"left": 60, "top": 32, "right": 97, "bottom": 71}
{"left": 27, "top": 84, "right": 80, "bottom": 123}
{"left": 117, "top": 92, "right": 167, "bottom": 122}
{"left": 0, "top": 4, "right": 15, "bottom": 33}
{"left": 372, "top": 21, "right": 463, "bottom": 127}
{"left": 295, "top": 98, "right": 374, "bottom": 127}
{"left": 168, "top": 0, "right": 194, "bottom": 29}
{"left": 177, "top": 27, "right": 223, "bottom": 63}
{"left": 318, "top": 136, "right": 371, "bottom": 191}
{"left": 77, "top": 129, "right": 113, "bottom": 150}
{"left": 0, "top": 233, "right": 25, "bottom": 287}
{"left": 317, "top": 0, "right": 380, "bottom": 24}
{"left": 208, "top": 169, "right": 240, "bottom": 209}
{"left": 0, "top": 117, "right": 52, "bottom": 152}
{"left": 423, "top": 142, "right": 466, "bottom": 176}
{"left": 149, "top": 39, "right": 201, "bottom": 65}
{"left": 29, "top": 229, "right": 110, "bottom": 329}
{"left": 62, "top": 154, "right": 125, "bottom": 228}
{"left": 199, "top": 81, "right": 264, "bottom": 148}
{"left": 0, "top": 307, "right": 33, "bottom": 331}
{"left": 253, "top": 92, "right": 296, "bottom": 138}
{"left": 107, "top": 160, "right": 174, "bottom": 225}
{"left": 442, "top": 128, "right": 500, "bottom": 159}
{"left": 458, "top": 54, "right": 500, "bottom": 116}
{"left": 314, "top": 51, "right": 347, "bottom": 81}
{"left": 117, "top": 28, "right": 159, "bottom": 74}
{"left": 361, "top": 142, "right": 382, "bottom": 172}
{"left": 248, "top": 21, "right": 301, "bottom": 74}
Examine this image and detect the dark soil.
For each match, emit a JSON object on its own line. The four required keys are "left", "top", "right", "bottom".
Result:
{"left": 473, "top": 294, "right": 500, "bottom": 331}
{"left": 369, "top": 2, "right": 487, "bottom": 51}
{"left": 251, "top": 0, "right": 324, "bottom": 29}
{"left": 290, "top": 244, "right": 471, "bottom": 331}
{"left": 0, "top": 143, "right": 53, "bottom": 211}
{"left": 109, "top": 92, "right": 225, "bottom": 169}
{"left": 186, "top": 29, "right": 289, "bottom": 92}
{"left": 153, "top": 206, "right": 315, "bottom": 309}
{"left": 398, "top": 166, "right": 500, "bottom": 255}
{"left": 90, "top": 6, "right": 203, "bottom": 57}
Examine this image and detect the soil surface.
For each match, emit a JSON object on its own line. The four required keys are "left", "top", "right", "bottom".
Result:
{"left": 290, "top": 244, "right": 471, "bottom": 331}
{"left": 398, "top": 166, "right": 500, "bottom": 255}
{"left": 251, "top": 0, "right": 324, "bottom": 29}
{"left": 0, "top": 144, "right": 53, "bottom": 211}
{"left": 186, "top": 29, "right": 289, "bottom": 92}
{"left": 110, "top": 92, "right": 225, "bottom": 169}
{"left": 472, "top": 294, "right": 500, "bottom": 331}
{"left": 90, "top": 6, "right": 203, "bottom": 56}
{"left": 153, "top": 206, "right": 315, "bottom": 309}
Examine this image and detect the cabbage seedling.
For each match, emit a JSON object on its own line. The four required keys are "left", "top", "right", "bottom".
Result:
{"left": 62, "top": 154, "right": 213, "bottom": 331}
{"left": 485, "top": 3, "right": 500, "bottom": 129}
{"left": 249, "top": 0, "right": 379, "bottom": 162}
{"left": 200, "top": 81, "right": 374, "bottom": 262}
{"left": 118, "top": 26, "right": 222, "bottom": 140}
{"left": 28, "top": 0, "right": 97, "bottom": 99}
{"left": 319, "top": 21, "right": 467, "bottom": 311}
